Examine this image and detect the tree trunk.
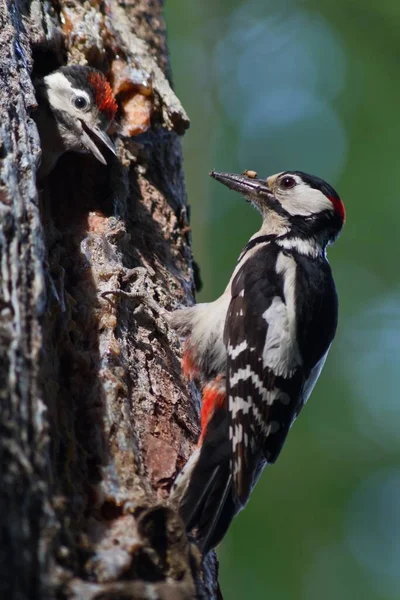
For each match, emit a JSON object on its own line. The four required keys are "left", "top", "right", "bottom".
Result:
{"left": 0, "top": 0, "right": 220, "bottom": 598}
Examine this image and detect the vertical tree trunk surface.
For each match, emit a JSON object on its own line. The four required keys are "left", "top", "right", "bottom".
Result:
{"left": 0, "top": 0, "right": 220, "bottom": 597}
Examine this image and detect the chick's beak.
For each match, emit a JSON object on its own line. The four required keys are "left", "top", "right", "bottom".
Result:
{"left": 210, "top": 170, "right": 274, "bottom": 202}
{"left": 81, "top": 122, "right": 117, "bottom": 165}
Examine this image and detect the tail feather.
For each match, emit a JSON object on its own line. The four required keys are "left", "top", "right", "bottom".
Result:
{"left": 178, "top": 407, "right": 240, "bottom": 554}
{"left": 184, "top": 464, "right": 220, "bottom": 532}
{"left": 200, "top": 471, "right": 233, "bottom": 554}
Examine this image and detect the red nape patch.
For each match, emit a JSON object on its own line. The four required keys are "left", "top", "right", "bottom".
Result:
{"left": 330, "top": 196, "right": 346, "bottom": 223}
{"left": 88, "top": 72, "right": 118, "bottom": 122}
{"left": 198, "top": 379, "right": 225, "bottom": 445}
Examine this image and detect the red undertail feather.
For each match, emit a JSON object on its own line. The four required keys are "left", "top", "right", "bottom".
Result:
{"left": 199, "top": 377, "right": 225, "bottom": 444}
{"left": 178, "top": 382, "right": 235, "bottom": 554}
{"left": 88, "top": 72, "right": 118, "bottom": 122}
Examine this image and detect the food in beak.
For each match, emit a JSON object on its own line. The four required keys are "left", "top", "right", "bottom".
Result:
{"left": 242, "top": 169, "right": 258, "bottom": 179}
{"left": 210, "top": 170, "right": 273, "bottom": 198}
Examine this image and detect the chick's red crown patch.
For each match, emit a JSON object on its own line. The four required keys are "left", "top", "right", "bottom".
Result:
{"left": 88, "top": 72, "right": 118, "bottom": 122}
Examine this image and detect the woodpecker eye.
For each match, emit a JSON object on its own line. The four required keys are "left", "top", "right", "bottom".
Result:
{"left": 74, "top": 95, "right": 89, "bottom": 110}
{"left": 280, "top": 176, "right": 296, "bottom": 189}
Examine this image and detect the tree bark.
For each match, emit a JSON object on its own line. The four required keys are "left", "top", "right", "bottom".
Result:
{"left": 0, "top": 0, "right": 220, "bottom": 598}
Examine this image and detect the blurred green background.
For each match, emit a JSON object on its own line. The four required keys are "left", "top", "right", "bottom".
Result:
{"left": 165, "top": 1, "right": 400, "bottom": 598}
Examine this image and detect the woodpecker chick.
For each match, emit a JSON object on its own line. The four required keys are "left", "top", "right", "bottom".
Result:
{"left": 171, "top": 169, "right": 345, "bottom": 555}
{"left": 33, "top": 66, "right": 118, "bottom": 178}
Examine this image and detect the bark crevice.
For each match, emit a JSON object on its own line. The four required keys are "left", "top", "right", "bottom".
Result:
{"left": 0, "top": 0, "right": 219, "bottom": 598}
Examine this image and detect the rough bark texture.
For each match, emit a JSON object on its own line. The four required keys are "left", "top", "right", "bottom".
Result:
{"left": 0, "top": 0, "right": 220, "bottom": 598}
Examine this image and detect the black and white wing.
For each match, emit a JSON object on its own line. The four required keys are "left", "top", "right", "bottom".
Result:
{"left": 224, "top": 245, "right": 337, "bottom": 505}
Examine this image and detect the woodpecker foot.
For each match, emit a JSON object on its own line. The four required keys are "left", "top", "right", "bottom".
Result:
{"left": 101, "top": 267, "right": 168, "bottom": 330}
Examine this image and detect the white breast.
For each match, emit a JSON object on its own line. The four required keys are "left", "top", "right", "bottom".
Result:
{"left": 186, "top": 293, "right": 231, "bottom": 374}
{"left": 170, "top": 240, "right": 271, "bottom": 376}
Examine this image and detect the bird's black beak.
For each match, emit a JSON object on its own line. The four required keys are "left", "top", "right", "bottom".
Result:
{"left": 81, "top": 122, "right": 117, "bottom": 165}
{"left": 210, "top": 171, "right": 275, "bottom": 203}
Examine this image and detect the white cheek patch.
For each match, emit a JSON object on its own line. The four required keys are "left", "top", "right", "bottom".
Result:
{"left": 277, "top": 183, "right": 333, "bottom": 217}
{"left": 43, "top": 72, "right": 91, "bottom": 117}
{"left": 44, "top": 72, "right": 75, "bottom": 113}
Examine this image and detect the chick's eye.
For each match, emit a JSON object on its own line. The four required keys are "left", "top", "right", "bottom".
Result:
{"left": 74, "top": 95, "right": 88, "bottom": 110}
{"left": 281, "top": 176, "right": 296, "bottom": 189}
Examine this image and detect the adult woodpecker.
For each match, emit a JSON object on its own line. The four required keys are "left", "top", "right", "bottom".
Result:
{"left": 170, "top": 169, "right": 345, "bottom": 554}
{"left": 33, "top": 66, "right": 118, "bottom": 178}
